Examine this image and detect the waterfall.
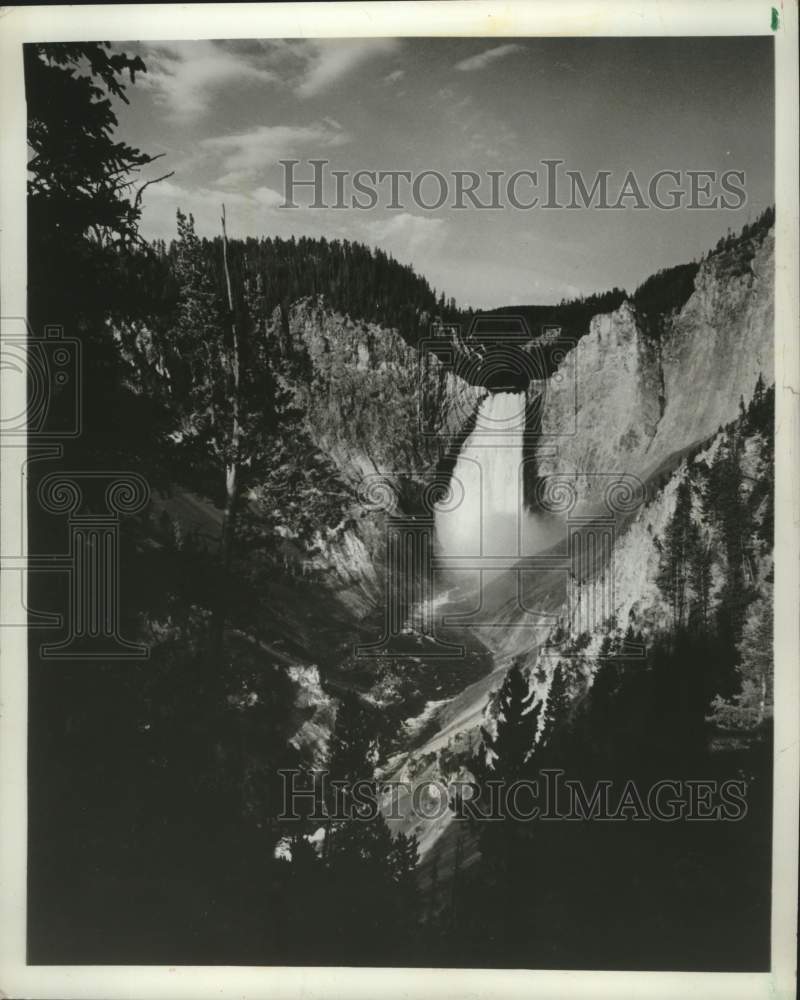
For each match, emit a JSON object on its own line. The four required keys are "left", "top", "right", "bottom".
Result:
{"left": 435, "top": 391, "right": 527, "bottom": 573}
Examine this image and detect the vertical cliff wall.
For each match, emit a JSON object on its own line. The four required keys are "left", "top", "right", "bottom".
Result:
{"left": 532, "top": 228, "right": 774, "bottom": 507}
{"left": 284, "top": 299, "right": 483, "bottom": 488}
{"left": 274, "top": 299, "right": 484, "bottom": 614}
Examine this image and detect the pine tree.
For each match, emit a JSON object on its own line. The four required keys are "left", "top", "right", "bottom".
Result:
{"left": 324, "top": 690, "right": 379, "bottom": 863}
{"left": 470, "top": 663, "right": 543, "bottom": 958}
{"left": 25, "top": 43, "right": 168, "bottom": 258}
{"left": 705, "top": 436, "right": 752, "bottom": 663}
{"left": 540, "top": 663, "right": 570, "bottom": 752}
{"left": 118, "top": 210, "right": 300, "bottom": 668}
{"left": 688, "top": 525, "right": 712, "bottom": 631}
{"left": 708, "top": 591, "right": 773, "bottom": 731}
{"left": 389, "top": 831, "right": 421, "bottom": 943}
{"left": 322, "top": 692, "right": 421, "bottom": 960}
{"left": 328, "top": 691, "right": 379, "bottom": 787}
{"left": 25, "top": 42, "right": 170, "bottom": 471}
{"left": 656, "top": 479, "right": 694, "bottom": 626}
{"left": 477, "top": 663, "right": 542, "bottom": 782}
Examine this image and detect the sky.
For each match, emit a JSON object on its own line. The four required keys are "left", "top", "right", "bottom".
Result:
{"left": 114, "top": 36, "right": 774, "bottom": 309}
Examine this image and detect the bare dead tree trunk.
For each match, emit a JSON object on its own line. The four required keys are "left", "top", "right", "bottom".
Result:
{"left": 221, "top": 460, "right": 238, "bottom": 575}
{"left": 211, "top": 204, "right": 242, "bottom": 667}
{"left": 220, "top": 203, "right": 242, "bottom": 571}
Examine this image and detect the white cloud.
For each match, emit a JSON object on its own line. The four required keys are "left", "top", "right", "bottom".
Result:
{"left": 200, "top": 122, "right": 349, "bottom": 185}
{"left": 454, "top": 43, "right": 523, "bottom": 73}
{"left": 251, "top": 186, "right": 285, "bottom": 208}
{"left": 295, "top": 39, "right": 400, "bottom": 98}
{"left": 384, "top": 69, "right": 405, "bottom": 85}
{"left": 360, "top": 213, "right": 447, "bottom": 263}
{"left": 139, "top": 40, "right": 277, "bottom": 119}
{"left": 138, "top": 178, "right": 287, "bottom": 242}
{"left": 139, "top": 178, "right": 192, "bottom": 201}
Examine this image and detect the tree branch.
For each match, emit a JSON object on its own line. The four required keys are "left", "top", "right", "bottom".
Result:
{"left": 134, "top": 170, "right": 175, "bottom": 211}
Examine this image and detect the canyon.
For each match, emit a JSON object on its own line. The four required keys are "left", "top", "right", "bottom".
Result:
{"left": 201, "top": 223, "right": 766, "bottom": 876}
{"left": 149, "top": 221, "right": 775, "bottom": 866}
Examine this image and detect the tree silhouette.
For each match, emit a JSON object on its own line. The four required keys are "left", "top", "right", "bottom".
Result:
{"left": 25, "top": 42, "right": 172, "bottom": 473}
{"left": 477, "top": 663, "right": 541, "bottom": 782}
{"left": 118, "top": 210, "right": 306, "bottom": 666}
{"left": 540, "top": 663, "right": 571, "bottom": 755}
{"left": 657, "top": 479, "right": 708, "bottom": 628}
{"left": 25, "top": 42, "right": 170, "bottom": 333}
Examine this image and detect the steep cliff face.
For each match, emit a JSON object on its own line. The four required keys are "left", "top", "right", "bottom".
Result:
{"left": 652, "top": 230, "right": 773, "bottom": 470}
{"left": 255, "top": 299, "right": 484, "bottom": 619}
{"left": 284, "top": 299, "right": 483, "bottom": 488}
{"left": 564, "top": 422, "right": 772, "bottom": 660}
{"left": 533, "top": 228, "right": 774, "bottom": 507}
{"left": 523, "top": 391, "right": 776, "bottom": 771}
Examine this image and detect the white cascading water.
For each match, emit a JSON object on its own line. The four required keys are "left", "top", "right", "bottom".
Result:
{"left": 435, "top": 391, "right": 527, "bottom": 572}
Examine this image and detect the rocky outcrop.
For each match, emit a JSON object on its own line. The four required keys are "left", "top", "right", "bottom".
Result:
{"left": 274, "top": 299, "right": 484, "bottom": 615}
{"left": 532, "top": 229, "right": 774, "bottom": 509}
{"left": 651, "top": 230, "right": 773, "bottom": 469}
{"left": 283, "top": 299, "right": 483, "bottom": 489}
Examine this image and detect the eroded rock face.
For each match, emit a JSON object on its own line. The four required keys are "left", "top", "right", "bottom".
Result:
{"left": 533, "top": 229, "right": 774, "bottom": 508}
{"left": 284, "top": 299, "right": 483, "bottom": 488}
{"left": 277, "top": 299, "right": 483, "bottom": 611}
{"left": 652, "top": 230, "right": 774, "bottom": 470}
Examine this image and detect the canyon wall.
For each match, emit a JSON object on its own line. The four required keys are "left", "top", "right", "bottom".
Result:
{"left": 532, "top": 228, "right": 774, "bottom": 507}
{"left": 283, "top": 299, "right": 483, "bottom": 488}
{"left": 277, "top": 300, "right": 484, "bottom": 613}
{"left": 384, "top": 229, "right": 776, "bottom": 856}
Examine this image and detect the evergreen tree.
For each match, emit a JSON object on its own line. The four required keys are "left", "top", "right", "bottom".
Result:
{"left": 687, "top": 488, "right": 712, "bottom": 632}
{"left": 324, "top": 689, "right": 381, "bottom": 864}
{"left": 540, "top": 663, "right": 570, "bottom": 752}
{"left": 25, "top": 43, "right": 166, "bottom": 254}
{"left": 470, "top": 663, "right": 543, "bottom": 959}
{"left": 708, "top": 591, "right": 774, "bottom": 731}
{"left": 321, "top": 691, "right": 420, "bottom": 961}
{"left": 118, "top": 211, "right": 304, "bottom": 665}
{"left": 26, "top": 41, "right": 169, "bottom": 471}
{"left": 656, "top": 475, "right": 712, "bottom": 631}
{"left": 328, "top": 691, "right": 379, "bottom": 787}
{"left": 388, "top": 831, "right": 421, "bottom": 945}
{"left": 476, "top": 662, "right": 541, "bottom": 783}
{"left": 705, "top": 436, "right": 753, "bottom": 673}
{"left": 657, "top": 479, "right": 695, "bottom": 626}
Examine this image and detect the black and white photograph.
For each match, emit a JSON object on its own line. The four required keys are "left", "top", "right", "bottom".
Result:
{"left": 0, "top": 3, "right": 798, "bottom": 998}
